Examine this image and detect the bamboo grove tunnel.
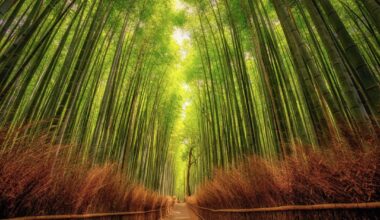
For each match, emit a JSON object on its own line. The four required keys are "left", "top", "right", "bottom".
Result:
{"left": 0, "top": 0, "right": 380, "bottom": 219}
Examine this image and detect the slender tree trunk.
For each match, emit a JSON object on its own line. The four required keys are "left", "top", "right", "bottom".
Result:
{"left": 0, "top": 0, "right": 25, "bottom": 39}
{"left": 0, "top": 0, "right": 16, "bottom": 17}
{"left": 303, "top": 0, "right": 371, "bottom": 127}
{"left": 0, "top": 0, "right": 60, "bottom": 90}
{"left": 272, "top": 0, "right": 338, "bottom": 142}
{"left": 361, "top": 0, "right": 380, "bottom": 32}
{"left": 319, "top": 0, "right": 380, "bottom": 115}
{"left": 186, "top": 147, "right": 194, "bottom": 196}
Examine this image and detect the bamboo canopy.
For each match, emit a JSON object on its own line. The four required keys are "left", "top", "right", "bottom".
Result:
{"left": 0, "top": 0, "right": 379, "bottom": 198}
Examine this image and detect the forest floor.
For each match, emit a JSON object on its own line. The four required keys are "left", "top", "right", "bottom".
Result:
{"left": 164, "top": 203, "right": 197, "bottom": 220}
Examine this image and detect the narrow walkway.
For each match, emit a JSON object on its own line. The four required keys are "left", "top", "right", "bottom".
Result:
{"left": 164, "top": 203, "right": 197, "bottom": 220}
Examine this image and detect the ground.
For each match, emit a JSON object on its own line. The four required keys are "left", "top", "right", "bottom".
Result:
{"left": 164, "top": 203, "right": 197, "bottom": 220}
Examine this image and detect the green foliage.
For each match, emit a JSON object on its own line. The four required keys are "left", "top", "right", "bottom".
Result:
{"left": 173, "top": 11, "right": 187, "bottom": 27}
{"left": 0, "top": 0, "right": 379, "bottom": 198}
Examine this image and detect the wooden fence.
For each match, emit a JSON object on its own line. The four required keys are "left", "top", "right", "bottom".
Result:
{"left": 187, "top": 202, "right": 380, "bottom": 220}
{"left": 6, "top": 207, "right": 170, "bottom": 220}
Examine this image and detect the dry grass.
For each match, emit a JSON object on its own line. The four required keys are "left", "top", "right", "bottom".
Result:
{"left": 0, "top": 135, "right": 172, "bottom": 218}
{"left": 189, "top": 138, "right": 380, "bottom": 219}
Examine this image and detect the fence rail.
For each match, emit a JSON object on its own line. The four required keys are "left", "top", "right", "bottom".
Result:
{"left": 187, "top": 202, "right": 380, "bottom": 213}
{"left": 6, "top": 207, "right": 169, "bottom": 220}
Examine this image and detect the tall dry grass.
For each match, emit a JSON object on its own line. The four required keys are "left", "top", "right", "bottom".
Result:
{"left": 0, "top": 134, "right": 173, "bottom": 219}
{"left": 189, "top": 137, "right": 380, "bottom": 219}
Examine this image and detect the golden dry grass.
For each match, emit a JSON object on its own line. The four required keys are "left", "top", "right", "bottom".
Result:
{"left": 0, "top": 135, "right": 172, "bottom": 218}
{"left": 189, "top": 137, "right": 380, "bottom": 219}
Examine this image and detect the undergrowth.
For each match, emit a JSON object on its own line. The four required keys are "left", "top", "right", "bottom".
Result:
{"left": 0, "top": 134, "right": 173, "bottom": 218}
{"left": 188, "top": 134, "right": 380, "bottom": 219}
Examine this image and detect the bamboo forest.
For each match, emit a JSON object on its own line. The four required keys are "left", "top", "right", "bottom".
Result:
{"left": 1, "top": 0, "right": 380, "bottom": 219}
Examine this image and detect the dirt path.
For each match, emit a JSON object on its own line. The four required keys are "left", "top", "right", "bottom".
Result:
{"left": 164, "top": 203, "right": 198, "bottom": 220}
